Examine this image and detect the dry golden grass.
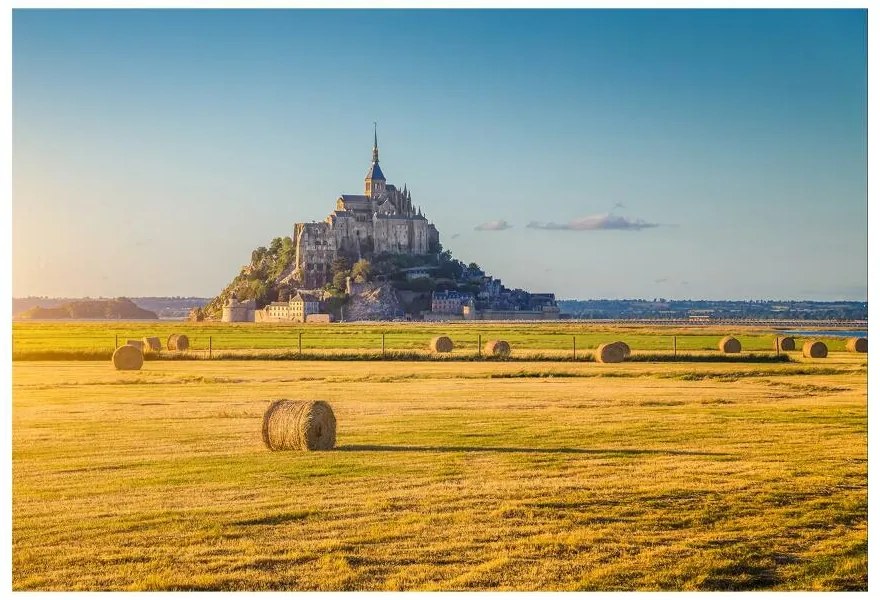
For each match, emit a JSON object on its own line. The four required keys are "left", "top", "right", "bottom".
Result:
{"left": 12, "top": 356, "right": 866, "bottom": 590}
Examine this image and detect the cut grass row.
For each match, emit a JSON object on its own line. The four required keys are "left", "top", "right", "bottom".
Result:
{"left": 12, "top": 321, "right": 861, "bottom": 354}
{"left": 12, "top": 348, "right": 799, "bottom": 363}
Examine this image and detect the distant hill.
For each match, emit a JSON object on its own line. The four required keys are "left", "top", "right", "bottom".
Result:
{"left": 16, "top": 297, "right": 159, "bottom": 320}
{"left": 13, "top": 296, "right": 208, "bottom": 319}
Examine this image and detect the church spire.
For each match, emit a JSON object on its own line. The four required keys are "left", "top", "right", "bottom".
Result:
{"left": 365, "top": 122, "right": 386, "bottom": 197}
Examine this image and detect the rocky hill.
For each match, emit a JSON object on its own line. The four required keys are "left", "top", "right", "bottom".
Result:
{"left": 199, "top": 236, "right": 298, "bottom": 320}
{"left": 200, "top": 231, "right": 491, "bottom": 321}
{"left": 343, "top": 282, "right": 404, "bottom": 321}
{"left": 17, "top": 298, "right": 158, "bottom": 320}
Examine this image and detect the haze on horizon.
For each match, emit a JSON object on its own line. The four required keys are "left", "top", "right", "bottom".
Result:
{"left": 12, "top": 9, "right": 867, "bottom": 301}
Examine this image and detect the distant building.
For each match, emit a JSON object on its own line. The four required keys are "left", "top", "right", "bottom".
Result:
{"left": 528, "top": 293, "right": 557, "bottom": 311}
{"left": 432, "top": 290, "right": 472, "bottom": 315}
{"left": 402, "top": 266, "right": 435, "bottom": 281}
{"left": 479, "top": 277, "right": 502, "bottom": 299}
{"left": 221, "top": 296, "right": 256, "bottom": 322}
{"left": 290, "top": 292, "right": 321, "bottom": 322}
{"left": 265, "top": 301, "right": 291, "bottom": 320}
{"left": 254, "top": 291, "right": 328, "bottom": 323}
{"left": 291, "top": 127, "right": 440, "bottom": 288}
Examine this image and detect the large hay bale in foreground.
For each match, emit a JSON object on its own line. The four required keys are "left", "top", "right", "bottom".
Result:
{"left": 126, "top": 339, "right": 145, "bottom": 352}
{"left": 429, "top": 336, "right": 454, "bottom": 353}
{"left": 112, "top": 345, "right": 144, "bottom": 371}
{"left": 846, "top": 337, "right": 867, "bottom": 353}
{"left": 262, "top": 400, "right": 336, "bottom": 451}
{"left": 803, "top": 340, "right": 828, "bottom": 359}
{"left": 143, "top": 337, "right": 162, "bottom": 353}
{"left": 718, "top": 336, "right": 741, "bottom": 354}
{"left": 610, "top": 341, "right": 631, "bottom": 357}
{"left": 167, "top": 333, "right": 190, "bottom": 351}
{"left": 776, "top": 336, "right": 795, "bottom": 351}
{"left": 484, "top": 340, "right": 511, "bottom": 358}
{"left": 595, "top": 342, "right": 626, "bottom": 364}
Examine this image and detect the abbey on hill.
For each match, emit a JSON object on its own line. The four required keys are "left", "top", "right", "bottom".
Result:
{"left": 291, "top": 127, "right": 440, "bottom": 288}
{"left": 207, "top": 128, "right": 559, "bottom": 323}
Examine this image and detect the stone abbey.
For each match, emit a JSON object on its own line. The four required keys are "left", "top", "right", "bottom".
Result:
{"left": 291, "top": 128, "right": 440, "bottom": 288}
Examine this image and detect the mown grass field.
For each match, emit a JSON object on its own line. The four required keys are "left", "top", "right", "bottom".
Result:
{"left": 11, "top": 320, "right": 862, "bottom": 359}
{"left": 12, "top": 346, "right": 867, "bottom": 590}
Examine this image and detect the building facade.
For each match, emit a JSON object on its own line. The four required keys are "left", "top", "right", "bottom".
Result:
{"left": 221, "top": 296, "right": 256, "bottom": 322}
{"left": 432, "top": 290, "right": 473, "bottom": 315}
{"left": 292, "top": 128, "right": 440, "bottom": 288}
{"left": 255, "top": 292, "right": 324, "bottom": 323}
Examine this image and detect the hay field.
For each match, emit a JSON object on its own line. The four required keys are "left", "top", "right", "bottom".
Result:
{"left": 11, "top": 321, "right": 859, "bottom": 360}
{"left": 12, "top": 355, "right": 867, "bottom": 590}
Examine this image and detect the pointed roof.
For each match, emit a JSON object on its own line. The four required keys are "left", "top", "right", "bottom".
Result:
{"left": 366, "top": 162, "right": 385, "bottom": 180}
{"left": 365, "top": 122, "right": 386, "bottom": 181}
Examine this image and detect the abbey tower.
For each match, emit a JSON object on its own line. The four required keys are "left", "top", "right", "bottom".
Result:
{"left": 291, "top": 128, "right": 440, "bottom": 288}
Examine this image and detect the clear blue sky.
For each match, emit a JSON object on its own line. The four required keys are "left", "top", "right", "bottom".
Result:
{"left": 12, "top": 9, "right": 867, "bottom": 300}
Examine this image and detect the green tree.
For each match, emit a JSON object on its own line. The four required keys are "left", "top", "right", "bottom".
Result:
{"left": 331, "top": 256, "right": 351, "bottom": 276}
{"left": 351, "top": 259, "right": 373, "bottom": 283}
{"left": 332, "top": 271, "right": 349, "bottom": 293}
{"left": 251, "top": 246, "right": 268, "bottom": 265}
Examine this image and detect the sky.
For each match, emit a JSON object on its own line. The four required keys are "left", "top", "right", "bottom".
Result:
{"left": 11, "top": 9, "right": 867, "bottom": 301}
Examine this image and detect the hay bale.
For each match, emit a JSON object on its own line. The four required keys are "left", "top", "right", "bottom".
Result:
{"left": 718, "top": 336, "right": 741, "bottom": 354}
{"left": 143, "top": 337, "right": 162, "bottom": 353}
{"left": 112, "top": 344, "right": 144, "bottom": 371}
{"left": 610, "top": 341, "right": 631, "bottom": 357}
{"left": 167, "top": 333, "right": 190, "bottom": 351}
{"left": 803, "top": 340, "right": 828, "bottom": 359}
{"left": 262, "top": 400, "right": 336, "bottom": 451}
{"left": 776, "top": 336, "right": 795, "bottom": 351}
{"left": 126, "top": 339, "right": 145, "bottom": 351}
{"left": 846, "top": 337, "right": 867, "bottom": 353}
{"left": 484, "top": 340, "right": 511, "bottom": 358}
{"left": 429, "top": 336, "right": 454, "bottom": 353}
{"left": 595, "top": 342, "right": 626, "bottom": 363}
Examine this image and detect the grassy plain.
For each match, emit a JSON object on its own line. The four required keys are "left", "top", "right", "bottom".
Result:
{"left": 12, "top": 350, "right": 867, "bottom": 590}
{"left": 11, "top": 321, "right": 861, "bottom": 359}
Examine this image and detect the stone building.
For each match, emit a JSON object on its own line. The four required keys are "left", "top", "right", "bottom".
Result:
{"left": 432, "top": 290, "right": 473, "bottom": 315}
{"left": 221, "top": 296, "right": 256, "bottom": 322}
{"left": 291, "top": 128, "right": 440, "bottom": 288}
{"left": 255, "top": 292, "right": 324, "bottom": 323}
{"left": 289, "top": 292, "right": 321, "bottom": 322}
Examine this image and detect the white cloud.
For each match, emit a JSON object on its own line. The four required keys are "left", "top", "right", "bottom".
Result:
{"left": 474, "top": 219, "right": 512, "bottom": 231}
{"left": 527, "top": 213, "right": 659, "bottom": 231}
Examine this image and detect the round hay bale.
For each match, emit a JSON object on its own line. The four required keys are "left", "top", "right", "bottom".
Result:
{"left": 718, "top": 336, "right": 741, "bottom": 354}
{"left": 262, "top": 400, "right": 336, "bottom": 451}
{"left": 803, "top": 340, "right": 828, "bottom": 359}
{"left": 484, "top": 340, "right": 511, "bottom": 358}
{"left": 112, "top": 344, "right": 144, "bottom": 371}
{"left": 430, "top": 336, "right": 454, "bottom": 353}
{"left": 776, "top": 336, "right": 795, "bottom": 351}
{"left": 167, "top": 333, "right": 190, "bottom": 351}
{"left": 846, "top": 337, "right": 867, "bottom": 353}
{"left": 126, "top": 339, "right": 145, "bottom": 352}
{"left": 610, "top": 341, "right": 631, "bottom": 357}
{"left": 595, "top": 342, "right": 626, "bottom": 364}
{"left": 142, "top": 336, "right": 162, "bottom": 353}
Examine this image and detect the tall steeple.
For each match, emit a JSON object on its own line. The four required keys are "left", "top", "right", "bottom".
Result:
{"left": 372, "top": 122, "right": 379, "bottom": 164}
{"left": 365, "top": 122, "right": 386, "bottom": 197}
